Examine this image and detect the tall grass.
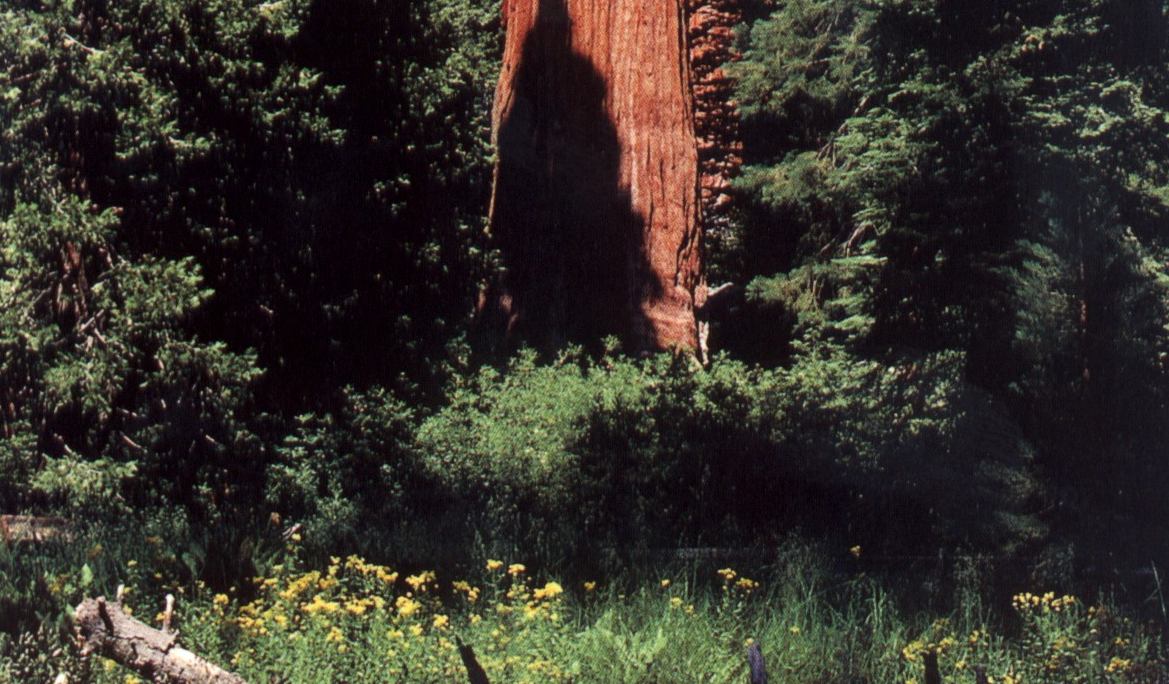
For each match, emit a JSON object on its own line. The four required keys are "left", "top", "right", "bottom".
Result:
{"left": 2, "top": 532, "right": 1164, "bottom": 683}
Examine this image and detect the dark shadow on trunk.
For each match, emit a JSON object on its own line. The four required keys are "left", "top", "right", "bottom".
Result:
{"left": 478, "top": 0, "right": 655, "bottom": 355}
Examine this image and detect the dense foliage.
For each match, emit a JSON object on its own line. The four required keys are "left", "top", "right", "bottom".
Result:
{"left": 725, "top": 0, "right": 1169, "bottom": 568}
{"left": 1, "top": 0, "right": 497, "bottom": 517}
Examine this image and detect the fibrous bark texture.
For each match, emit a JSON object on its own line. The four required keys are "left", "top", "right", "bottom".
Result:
{"left": 484, "top": 0, "right": 740, "bottom": 353}
{"left": 687, "top": 0, "right": 743, "bottom": 232}
{"left": 74, "top": 598, "right": 247, "bottom": 684}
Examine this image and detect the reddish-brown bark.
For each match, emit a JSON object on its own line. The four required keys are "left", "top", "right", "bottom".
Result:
{"left": 482, "top": 0, "right": 740, "bottom": 354}
{"left": 687, "top": 0, "right": 743, "bottom": 231}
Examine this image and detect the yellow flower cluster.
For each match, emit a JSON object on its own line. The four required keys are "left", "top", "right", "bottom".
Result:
{"left": 406, "top": 570, "right": 437, "bottom": 592}
{"left": 214, "top": 554, "right": 579, "bottom": 681}
{"left": 453, "top": 580, "right": 481, "bottom": 602}
{"left": 735, "top": 577, "right": 760, "bottom": 593}
{"left": 301, "top": 594, "right": 341, "bottom": 615}
{"left": 901, "top": 635, "right": 958, "bottom": 664}
{"left": 1105, "top": 656, "right": 1132, "bottom": 673}
{"left": 1011, "top": 591, "right": 1077, "bottom": 613}
{"left": 532, "top": 581, "right": 563, "bottom": 600}
{"left": 714, "top": 567, "right": 760, "bottom": 594}
{"left": 344, "top": 555, "right": 399, "bottom": 584}
{"left": 901, "top": 620, "right": 961, "bottom": 665}
{"left": 396, "top": 595, "right": 421, "bottom": 617}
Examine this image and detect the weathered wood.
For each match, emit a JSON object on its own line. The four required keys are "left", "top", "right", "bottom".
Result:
{"left": 457, "top": 638, "right": 490, "bottom": 684}
{"left": 74, "top": 597, "right": 248, "bottom": 684}
{"left": 0, "top": 514, "right": 73, "bottom": 544}
{"left": 747, "top": 641, "right": 767, "bottom": 684}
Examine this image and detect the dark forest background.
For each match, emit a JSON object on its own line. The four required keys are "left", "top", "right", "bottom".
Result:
{"left": 3, "top": 0, "right": 1169, "bottom": 609}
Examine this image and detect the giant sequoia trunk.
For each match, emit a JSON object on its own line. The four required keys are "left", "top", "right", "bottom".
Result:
{"left": 481, "top": 0, "right": 740, "bottom": 353}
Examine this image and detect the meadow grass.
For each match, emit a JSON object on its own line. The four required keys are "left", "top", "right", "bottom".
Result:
{"left": 4, "top": 535, "right": 1163, "bottom": 684}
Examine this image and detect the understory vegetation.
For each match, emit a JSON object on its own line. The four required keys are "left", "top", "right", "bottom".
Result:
{"left": 3, "top": 533, "right": 1166, "bottom": 683}
{"left": 3, "top": 0, "right": 1169, "bottom": 681}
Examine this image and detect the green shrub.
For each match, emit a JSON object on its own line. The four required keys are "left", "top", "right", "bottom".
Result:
{"left": 415, "top": 346, "right": 1042, "bottom": 571}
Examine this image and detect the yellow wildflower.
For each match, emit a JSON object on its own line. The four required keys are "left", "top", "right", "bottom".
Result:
{"left": 850, "top": 545, "right": 862, "bottom": 558}
{"left": 405, "top": 571, "right": 435, "bottom": 591}
{"left": 533, "top": 581, "right": 563, "bottom": 600}
{"left": 486, "top": 559, "right": 503, "bottom": 571}
{"left": 395, "top": 596, "right": 421, "bottom": 618}
{"left": 433, "top": 614, "right": 450, "bottom": 629}
{"left": 717, "top": 568, "right": 737, "bottom": 582}
{"left": 453, "top": 580, "right": 481, "bottom": 602}
{"left": 302, "top": 594, "right": 340, "bottom": 615}
{"left": 660, "top": 579, "right": 671, "bottom": 589}
{"left": 735, "top": 577, "right": 760, "bottom": 592}
{"left": 583, "top": 581, "right": 597, "bottom": 592}
{"left": 344, "top": 600, "right": 368, "bottom": 616}
{"left": 507, "top": 563, "right": 526, "bottom": 576}
{"left": 1106, "top": 657, "right": 1132, "bottom": 673}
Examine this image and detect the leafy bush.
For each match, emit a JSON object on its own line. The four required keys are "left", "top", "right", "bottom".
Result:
{"left": 415, "top": 347, "right": 1042, "bottom": 570}
{"left": 264, "top": 387, "right": 432, "bottom": 560}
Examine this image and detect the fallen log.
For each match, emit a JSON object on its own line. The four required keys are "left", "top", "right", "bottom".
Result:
{"left": 1, "top": 514, "right": 73, "bottom": 544}
{"left": 73, "top": 597, "right": 247, "bottom": 684}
